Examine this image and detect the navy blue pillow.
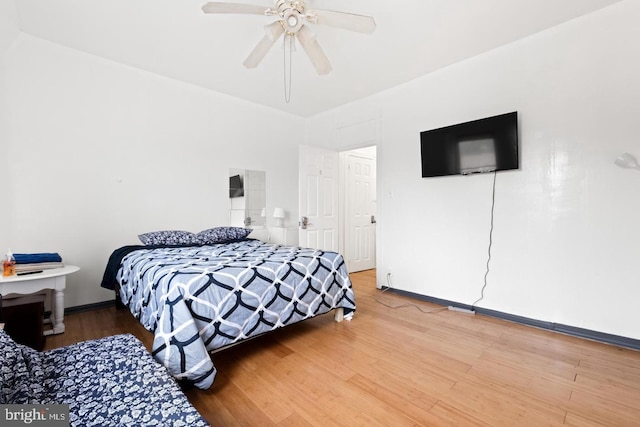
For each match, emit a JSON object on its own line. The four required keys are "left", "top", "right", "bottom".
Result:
{"left": 196, "top": 227, "right": 252, "bottom": 244}
{"left": 138, "top": 230, "right": 199, "bottom": 246}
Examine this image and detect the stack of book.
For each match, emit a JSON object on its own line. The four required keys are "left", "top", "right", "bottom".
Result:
{"left": 13, "top": 253, "right": 64, "bottom": 275}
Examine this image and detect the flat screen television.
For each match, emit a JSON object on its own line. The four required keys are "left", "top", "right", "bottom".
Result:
{"left": 420, "top": 112, "right": 519, "bottom": 177}
{"left": 229, "top": 174, "right": 244, "bottom": 198}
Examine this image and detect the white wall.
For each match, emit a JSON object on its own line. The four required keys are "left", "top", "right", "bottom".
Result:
{"left": 0, "top": 0, "right": 20, "bottom": 243}
{"left": 4, "top": 1, "right": 639, "bottom": 342}
{"left": 0, "top": 0, "right": 19, "bottom": 52}
{"left": 4, "top": 34, "right": 304, "bottom": 307}
{"left": 307, "top": 1, "right": 640, "bottom": 340}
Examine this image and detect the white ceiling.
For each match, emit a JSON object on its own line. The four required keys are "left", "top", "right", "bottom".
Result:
{"left": 14, "top": 0, "right": 621, "bottom": 117}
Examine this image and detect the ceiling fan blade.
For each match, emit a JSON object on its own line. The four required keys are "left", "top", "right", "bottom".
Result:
{"left": 308, "top": 9, "right": 376, "bottom": 34}
{"left": 296, "top": 26, "right": 332, "bottom": 75}
{"left": 201, "top": 2, "right": 269, "bottom": 15}
{"left": 243, "top": 21, "right": 285, "bottom": 68}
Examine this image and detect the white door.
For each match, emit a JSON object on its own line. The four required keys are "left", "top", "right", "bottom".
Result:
{"left": 345, "top": 153, "right": 376, "bottom": 272}
{"left": 298, "top": 145, "right": 339, "bottom": 251}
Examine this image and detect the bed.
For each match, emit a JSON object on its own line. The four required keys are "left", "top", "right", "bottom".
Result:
{"left": 100, "top": 230, "right": 356, "bottom": 390}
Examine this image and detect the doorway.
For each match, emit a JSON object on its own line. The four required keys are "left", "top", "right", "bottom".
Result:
{"left": 342, "top": 146, "right": 377, "bottom": 273}
{"left": 298, "top": 145, "right": 377, "bottom": 273}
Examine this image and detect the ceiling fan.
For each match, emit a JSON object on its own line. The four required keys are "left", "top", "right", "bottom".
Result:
{"left": 201, "top": 1, "right": 376, "bottom": 75}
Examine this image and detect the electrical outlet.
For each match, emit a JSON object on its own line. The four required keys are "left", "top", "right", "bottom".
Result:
{"left": 448, "top": 306, "right": 475, "bottom": 315}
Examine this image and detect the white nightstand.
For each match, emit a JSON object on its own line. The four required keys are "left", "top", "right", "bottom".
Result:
{"left": 268, "top": 227, "right": 299, "bottom": 246}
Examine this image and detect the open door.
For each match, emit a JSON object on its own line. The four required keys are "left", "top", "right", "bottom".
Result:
{"left": 345, "top": 151, "right": 376, "bottom": 272}
{"left": 298, "top": 145, "right": 340, "bottom": 251}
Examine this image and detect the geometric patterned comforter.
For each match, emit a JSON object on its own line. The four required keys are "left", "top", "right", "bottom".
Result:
{"left": 110, "top": 239, "right": 356, "bottom": 389}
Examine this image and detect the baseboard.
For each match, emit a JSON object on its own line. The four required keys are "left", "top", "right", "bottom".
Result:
{"left": 384, "top": 287, "right": 640, "bottom": 351}
{"left": 64, "top": 300, "right": 115, "bottom": 315}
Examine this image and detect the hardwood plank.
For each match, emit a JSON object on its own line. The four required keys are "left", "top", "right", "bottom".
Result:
{"left": 468, "top": 352, "right": 575, "bottom": 403}
{"left": 273, "top": 332, "right": 368, "bottom": 381}
{"left": 428, "top": 400, "right": 502, "bottom": 427}
{"left": 441, "top": 379, "right": 567, "bottom": 425}
{"left": 563, "top": 412, "right": 609, "bottom": 427}
{"left": 480, "top": 341, "right": 579, "bottom": 381}
{"left": 184, "top": 373, "right": 242, "bottom": 427}
{"left": 346, "top": 373, "right": 444, "bottom": 425}
{"left": 573, "top": 372, "right": 640, "bottom": 411}
{"left": 576, "top": 357, "right": 640, "bottom": 389}
{"left": 277, "top": 412, "right": 314, "bottom": 427}
{"left": 496, "top": 326, "right": 583, "bottom": 367}
{"left": 566, "top": 389, "right": 640, "bottom": 426}
{"left": 207, "top": 377, "right": 277, "bottom": 427}
{"left": 224, "top": 368, "right": 295, "bottom": 423}
{"left": 352, "top": 358, "right": 449, "bottom": 407}
{"left": 317, "top": 381, "right": 423, "bottom": 427}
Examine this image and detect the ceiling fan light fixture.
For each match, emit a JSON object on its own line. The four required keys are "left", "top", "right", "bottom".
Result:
{"left": 283, "top": 9, "right": 303, "bottom": 33}
{"left": 201, "top": 0, "right": 376, "bottom": 90}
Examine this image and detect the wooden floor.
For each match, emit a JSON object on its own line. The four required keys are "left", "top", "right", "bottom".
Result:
{"left": 45, "top": 270, "right": 640, "bottom": 426}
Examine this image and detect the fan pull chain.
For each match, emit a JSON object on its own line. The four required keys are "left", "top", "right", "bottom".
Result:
{"left": 283, "top": 33, "right": 293, "bottom": 103}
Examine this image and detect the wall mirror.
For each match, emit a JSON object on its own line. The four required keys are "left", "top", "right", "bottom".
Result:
{"left": 229, "top": 168, "right": 266, "bottom": 228}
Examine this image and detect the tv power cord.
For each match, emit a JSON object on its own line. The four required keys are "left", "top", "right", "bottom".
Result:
{"left": 470, "top": 169, "right": 497, "bottom": 311}
{"left": 374, "top": 273, "right": 448, "bottom": 314}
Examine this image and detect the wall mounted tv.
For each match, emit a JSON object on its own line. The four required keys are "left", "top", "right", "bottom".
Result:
{"left": 420, "top": 111, "right": 519, "bottom": 178}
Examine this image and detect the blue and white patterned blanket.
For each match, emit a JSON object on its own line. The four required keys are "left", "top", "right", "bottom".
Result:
{"left": 1, "top": 330, "right": 209, "bottom": 426}
{"left": 113, "top": 239, "right": 356, "bottom": 389}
